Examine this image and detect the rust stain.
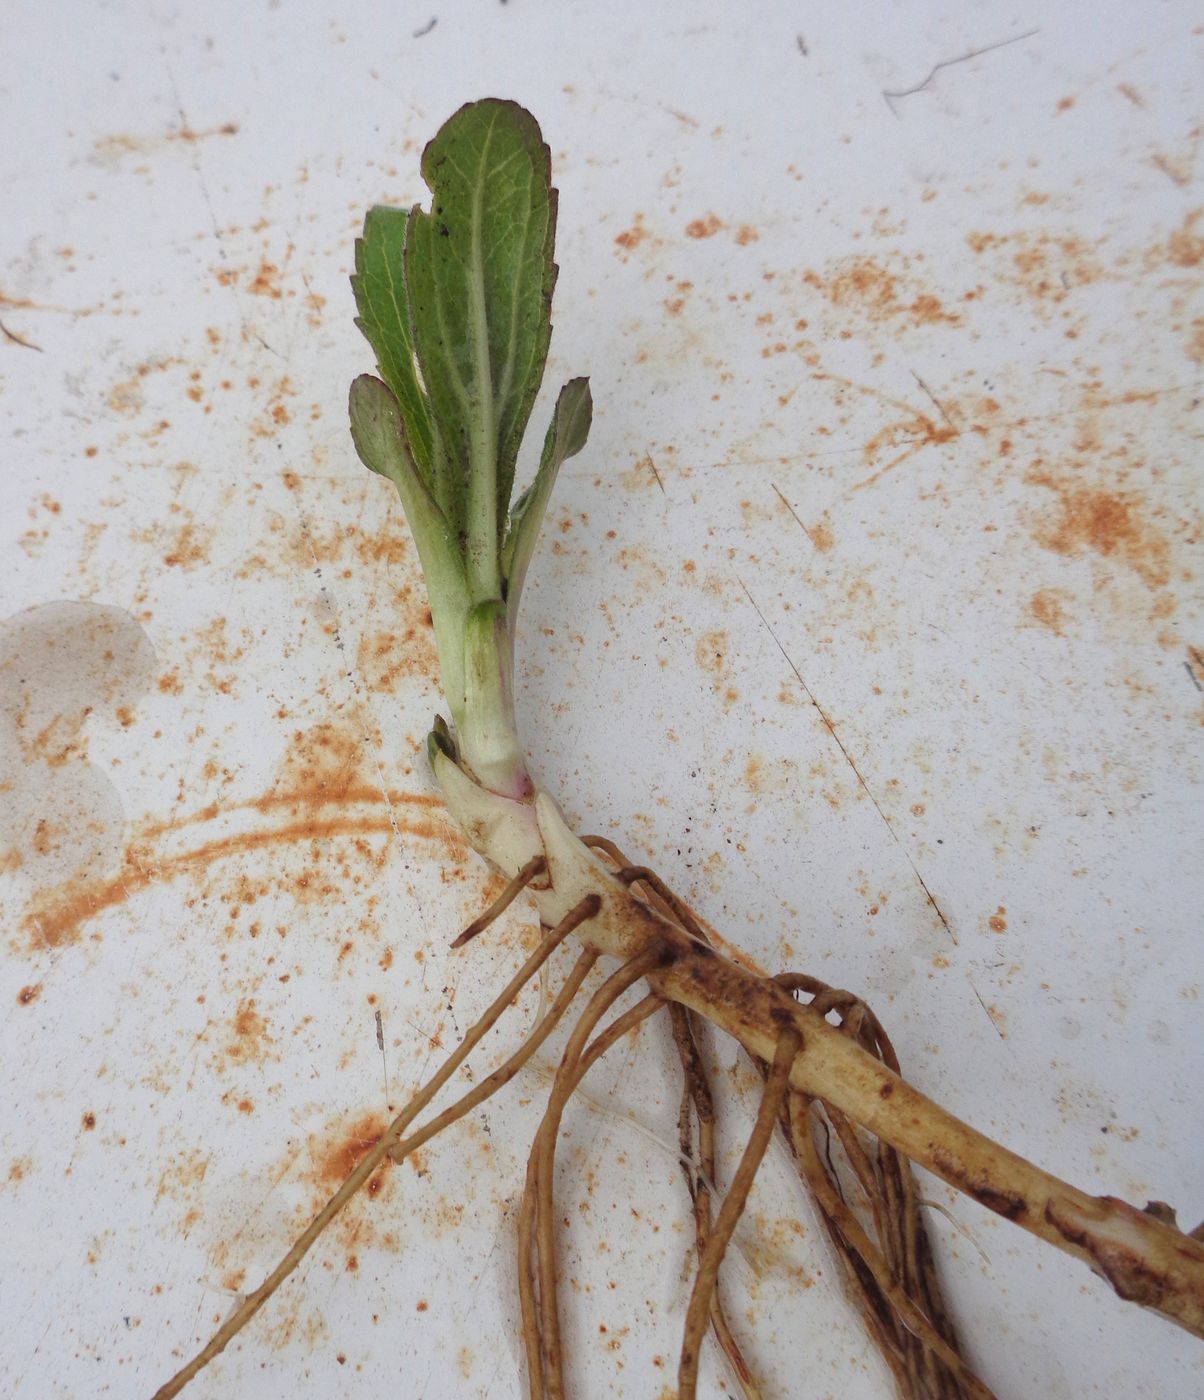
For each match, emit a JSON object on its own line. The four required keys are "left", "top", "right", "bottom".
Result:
{"left": 310, "top": 1111, "right": 398, "bottom": 1237}
{"left": 1151, "top": 154, "right": 1191, "bottom": 188}
{"left": 226, "top": 999, "right": 273, "bottom": 1065}
{"left": 685, "top": 213, "right": 724, "bottom": 239}
{"left": 810, "top": 520, "right": 835, "bottom": 552}
{"left": 356, "top": 624, "right": 438, "bottom": 693}
{"left": 162, "top": 522, "right": 212, "bottom": 569}
{"left": 24, "top": 774, "right": 458, "bottom": 950}
{"left": 16, "top": 694, "right": 461, "bottom": 951}
{"left": 93, "top": 123, "right": 238, "bottom": 158}
{"left": 804, "top": 258, "right": 961, "bottom": 329}
{"left": 966, "top": 229, "right": 1106, "bottom": 309}
{"left": 613, "top": 216, "right": 648, "bottom": 252}
{"left": 693, "top": 629, "right": 739, "bottom": 710}
{"left": 807, "top": 371, "right": 961, "bottom": 494}
{"left": 17, "top": 984, "right": 41, "bottom": 1006}
{"left": 277, "top": 716, "right": 369, "bottom": 795}
{"left": 854, "top": 412, "right": 957, "bottom": 492}
{"left": 1163, "top": 209, "right": 1203, "bottom": 268}
{"left": 1149, "top": 131, "right": 1201, "bottom": 189}
{"left": 1028, "top": 587, "right": 1072, "bottom": 635}
{"left": 1028, "top": 475, "right": 1171, "bottom": 588}
{"left": 248, "top": 261, "right": 284, "bottom": 298}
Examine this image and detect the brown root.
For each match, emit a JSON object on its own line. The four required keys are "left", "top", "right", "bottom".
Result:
{"left": 770, "top": 972, "right": 988, "bottom": 1399}
{"left": 589, "top": 834, "right": 764, "bottom": 1397}
{"left": 789, "top": 1093, "right": 991, "bottom": 1400}
{"left": 670, "top": 1003, "right": 763, "bottom": 1400}
{"left": 589, "top": 838, "right": 989, "bottom": 1399}
{"left": 520, "top": 950, "right": 665, "bottom": 1398}
{"left": 678, "top": 1028, "right": 801, "bottom": 1399}
{"left": 453, "top": 853, "right": 547, "bottom": 946}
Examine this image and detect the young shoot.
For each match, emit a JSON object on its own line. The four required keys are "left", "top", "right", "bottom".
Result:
{"left": 349, "top": 99, "right": 590, "bottom": 800}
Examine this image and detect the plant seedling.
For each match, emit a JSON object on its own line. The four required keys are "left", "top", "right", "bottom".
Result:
{"left": 154, "top": 99, "right": 1204, "bottom": 1400}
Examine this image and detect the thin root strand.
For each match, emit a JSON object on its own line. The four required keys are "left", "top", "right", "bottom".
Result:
{"left": 669, "top": 1003, "right": 762, "bottom": 1399}
{"left": 453, "top": 854, "right": 547, "bottom": 946}
{"left": 521, "top": 952, "right": 665, "bottom": 1399}
{"left": 678, "top": 1028, "right": 801, "bottom": 1400}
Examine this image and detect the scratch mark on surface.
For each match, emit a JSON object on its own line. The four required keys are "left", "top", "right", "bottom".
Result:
{"left": 412, "top": 16, "right": 437, "bottom": 37}
{"left": 161, "top": 53, "right": 270, "bottom": 354}
{"left": 738, "top": 578, "right": 955, "bottom": 942}
{"left": 883, "top": 30, "right": 1039, "bottom": 114}
{"left": 0, "top": 316, "right": 42, "bottom": 352}
{"left": 644, "top": 453, "right": 666, "bottom": 494}
{"left": 1185, "top": 649, "right": 1204, "bottom": 693}
{"left": 772, "top": 483, "right": 818, "bottom": 548}
{"left": 910, "top": 370, "right": 957, "bottom": 432}
{"left": 375, "top": 1008, "right": 389, "bottom": 1104}
{"left": 852, "top": 437, "right": 937, "bottom": 494}
{"left": 968, "top": 980, "right": 1006, "bottom": 1039}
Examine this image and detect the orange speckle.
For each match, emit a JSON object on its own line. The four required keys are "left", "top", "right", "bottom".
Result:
{"left": 247, "top": 261, "right": 283, "bottom": 298}
{"left": 685, "top": 213, "right": 724, "bottom": 239}
{"left": 1029, "top": 588, "right": 1070, "bottom": 635}
{"left": 1029, "top": 477, "right": 1170, "bottom": 588}
{"left": 810, "top": 521, "right": 834, "bottom": 553}
{"left": 614, "top": 217, "right": 647, "bottom": 251}
{"left": 1165, "top": 210, "right": 1203, "bottom": 268}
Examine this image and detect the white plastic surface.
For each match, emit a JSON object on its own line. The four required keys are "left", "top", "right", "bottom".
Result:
{"left": 2, "top": 3, "right": 1201, "bottom": 1397}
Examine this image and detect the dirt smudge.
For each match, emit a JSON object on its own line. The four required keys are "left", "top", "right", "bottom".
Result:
{"left": 1, "top": 603, "right": 156, "bottom": 942}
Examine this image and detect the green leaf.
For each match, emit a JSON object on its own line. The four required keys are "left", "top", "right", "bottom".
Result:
{"left": 352, "top": 208, "right": 451, "bottom": 516}
{"left": 502, "top": 377, "right": 592, "bottom": 618}
{"left": 404, "top": 99, "right": 558, "bottom": 597}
